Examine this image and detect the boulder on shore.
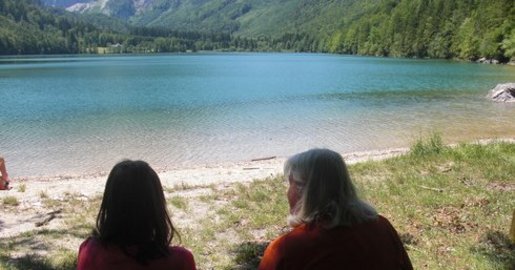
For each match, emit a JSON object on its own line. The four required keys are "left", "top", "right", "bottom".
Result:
{"left": 487, "top": 83, "right": 515, "bottom": 103}
{"left": 477, "top": 57, "right": 500, "bottom": 64}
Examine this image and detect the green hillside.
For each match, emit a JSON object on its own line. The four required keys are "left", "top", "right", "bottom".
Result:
{"left": 94, "top": 0, "right": 515, "bottom": 61}
{"left": 0, "top": 0, "right": 90, "bottom": 54}
{"left": 323, "top": 0, "right": 515, "bottom": 60}
{"left": 2, "top": 0, "right": 514, "bottom": 61}
{"left": 0, "top": 0, "right": 255, "bottom": 54}
{"left": 138, "top": 0, "right": 514, "bottom": 61}
{"left": 129, "top": 0, "right": 356, "bottom": 38}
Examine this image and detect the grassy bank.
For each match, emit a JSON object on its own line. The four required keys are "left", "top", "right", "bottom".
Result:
{"left": 1, "top": 137, "right": 514, "bottom": 269}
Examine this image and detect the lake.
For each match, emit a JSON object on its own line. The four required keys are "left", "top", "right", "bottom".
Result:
{"left": 0, "top": 53, "right": 514, "bottom": 179}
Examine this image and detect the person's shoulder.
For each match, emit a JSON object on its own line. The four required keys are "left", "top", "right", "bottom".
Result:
{"left": 269, "top": 225, "right": 312, "bottom": 249}
{"left": 79, "top": 237, "right": 108, "bottom": 257}
{"left": 376, "top": 215, "right": 396, "bottom": 228}
{"left": 168, "top": 246, "right": 196, "bottom": 269}
{"left": 77, "top": 237, "right": 107, "bottom": 270}
{"left": 371, "top": 215, "right": 405, "bottom": 239}
{"left": 79, "top": 237, "right": 99, "bottom": 250}
{"left": 169, "top": 246, "right": 194, "bottom": 257}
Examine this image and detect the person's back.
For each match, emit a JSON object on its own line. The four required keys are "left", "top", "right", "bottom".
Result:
{"left": 77, "top": 160, "right": 196, "bottom": 270}
{"left": 258, "top": 148, "right": 412, "bottom": 270}
{"left": 78, "top": 237, "right": 194, "bottom": 270}
{"left": 259, "top": 216, "right": 411, "bottom": 270}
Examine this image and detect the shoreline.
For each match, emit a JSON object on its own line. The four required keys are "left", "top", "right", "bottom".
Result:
{"left": 8, "top": 136, "right": 515, "bottom": 183}
{"left": 1, "top": 137, "right": 513, "bottom": 269}
{"left": 7, "top": 146, "right": 412, "bottom": 183}
{"left": 0, "top": 137, "right": 513, "bottom": 239}
{"left": 0, "top": 146, "right": 415, "bottom": 204}
{"left": 0, "top": 145, "right": 412, "bottom": 239}
{"left": 3, "top": 136, "right": 514, "bottom": 198}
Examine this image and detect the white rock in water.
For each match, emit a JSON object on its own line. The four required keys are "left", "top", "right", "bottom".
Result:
{"left": 487, "top": 83, "right": 515, "bottom": 103}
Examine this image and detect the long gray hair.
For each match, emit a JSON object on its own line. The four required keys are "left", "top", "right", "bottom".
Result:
{"left": 285, "top": 148, "right": 378, "bottom": 229}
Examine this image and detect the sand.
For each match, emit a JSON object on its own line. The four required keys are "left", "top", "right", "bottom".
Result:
{"left": 1, "top": 138, "right": 513, "bottom": 239}
{"left": 0, "top": 147, "right": 412, "bottom": 238}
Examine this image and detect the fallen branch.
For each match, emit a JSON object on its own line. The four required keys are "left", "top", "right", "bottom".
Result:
{"left": 405, "top": 244, "right": 423, "bottom": 252}
{"left": 35, "top": 209, "right": 62, "bottom": 227}
{"left": 417, "top": 185, "right": 444, "bottom": 192}
{"left": 251, "top": 156, "right": 276, "bottom": 162}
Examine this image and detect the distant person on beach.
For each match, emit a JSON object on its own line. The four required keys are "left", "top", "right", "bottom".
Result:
{"left": 77, "top": 160, "right": 196, "bottom": 270}
{"left": 258, "top": 148, "right": 413, "bottom": 270}
{"left": 0, "top": 156, "right": 10, "bottom": 190}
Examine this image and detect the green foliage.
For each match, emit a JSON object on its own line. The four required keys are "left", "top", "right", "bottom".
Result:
{"left": 232, "top": 241, "right": 268, "bottom": 269}
{"left": 501, "top": 28, "right": 515, "bottom": 59}
{"left": 1, "top": 142, "right": 513, "bottom": 269}
{"left": 169, "top": 196, "right": 188, "bottom": 210}
{"left": 17, "top": 184, "right": 26, "bottom": 192}
{"left": 0, "top": 0, "right": 274, "bottom": 54}
{"left": 2, "top": 196, "right": 19, "bottom": 206}
{"left": 410, "top": 133, "right": 445, "bottom": 158}
{"left": 325, "top": 0, "right": 515, "bottom": 61}
{"left": 1, "top": 0, "right": 514, "bottom": 60}
{"left": 350, "top": 140, "right": 515, "bottom": 269}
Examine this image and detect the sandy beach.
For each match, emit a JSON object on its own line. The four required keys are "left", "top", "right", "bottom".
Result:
{"left": 0, "top": 137, "right": 513, "bottom": 241}
{"left": 0, "top": 146, "right": 413, "bottom": 238}
{"left": 1, "top": 136, "right": 514, "bottom": 270}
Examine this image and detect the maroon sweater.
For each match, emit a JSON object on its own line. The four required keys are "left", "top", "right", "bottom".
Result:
{"left": 259, "top": 215, "right": 413, "bottom": 270}
{"left": 77, "top": 237, "right": 196, "bottom": 270}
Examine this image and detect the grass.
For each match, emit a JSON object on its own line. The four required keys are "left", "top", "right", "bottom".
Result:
{"left": 17, "top": 184, "right": 25, "bottom": 193}
{"left": 39, "top": 191, "right": 49, "bottom": 199}
{"left": 1, "top": 137, "right": 513, "bottom": 269}
{"left": 2, "top": 196, "right": 19, "bottom": 206}
{"left": 350, "top": 135, "right": 515, "bottom": 269}
{"left": 169, "top": 196, "right": 189, "bottom": 210}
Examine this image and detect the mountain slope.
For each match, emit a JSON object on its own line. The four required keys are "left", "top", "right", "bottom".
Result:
{"left": 142, "top": 0, "right": 357, "bottom": 37}
{"left": 0, "top": 0, "right": 92, "bottom": 54}
{"left": 6, "top": 0, "right": 515, "bottom": 60}
{"left": 325, "top": 0, "right": 515, "bottom": 60}
{"left": 51, "top": 0, "right": 513, "bottom": 61}
{"left": 40, "top": 0, "right": 359, "bottom": 37}
{"left": 0, "top": 0, "right": 239, "bottom": 54}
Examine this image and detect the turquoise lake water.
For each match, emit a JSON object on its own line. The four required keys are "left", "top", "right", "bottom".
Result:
{"left": 0, "top": 53, "right": 514, "bottom": 178}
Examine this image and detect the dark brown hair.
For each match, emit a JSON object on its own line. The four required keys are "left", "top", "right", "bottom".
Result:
{"left": 94, "top": 160, "right": 177, "bottom": 264}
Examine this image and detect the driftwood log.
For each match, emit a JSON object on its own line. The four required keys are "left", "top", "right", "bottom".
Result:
{"left": 35, "top": 209, "right": 63, "bottom": 227}
{"left": 251, "top": 156, "right": 276, "bottom": 162}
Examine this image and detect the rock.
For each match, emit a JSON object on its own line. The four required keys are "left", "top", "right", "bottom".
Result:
{"left": 476, "top": 58, "right": 500, "bottom": 64}
{"left": 487, "top": 83, "right": 515, "bottom": 103}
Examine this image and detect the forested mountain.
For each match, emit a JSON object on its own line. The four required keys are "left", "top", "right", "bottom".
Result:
{"left": 326, "top": 0, "right": 515, "bottom": 61}
{"left": 40, "top": 0, "right": 358, "bottom": 36}
{"left": 0, "top": 0, "right": 265, "bottom": 54}
{"left": 0, "top": 0, "right": 92, "bottom": 54}
{"left": 2, "top": 0, "right": 514, "bottom": 61}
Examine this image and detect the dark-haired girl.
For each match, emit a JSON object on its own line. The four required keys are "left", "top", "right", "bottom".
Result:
{"left": 78, "top": 160, "right": 196, "bottom": 270}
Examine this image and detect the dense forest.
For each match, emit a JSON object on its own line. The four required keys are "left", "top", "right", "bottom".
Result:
{"left": 1, "top": 0, "right": 514, "bottom": 62}
{"left": 324, "top": 0, "right": 515, "bottom": 61}
{"left": 0, "top": 0, "right": 262, "bottom": 54}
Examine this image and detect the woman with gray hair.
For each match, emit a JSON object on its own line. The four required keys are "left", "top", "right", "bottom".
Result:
{"left": 259, "top": 148, "right": 412, "bottom": 270}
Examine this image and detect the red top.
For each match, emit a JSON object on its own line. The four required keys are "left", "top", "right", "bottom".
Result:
{"left": 77, "top": 237, "right": 196, "bottom": 270}
{"left": 258, "top": 215, "right": 413, "bottom": 270}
